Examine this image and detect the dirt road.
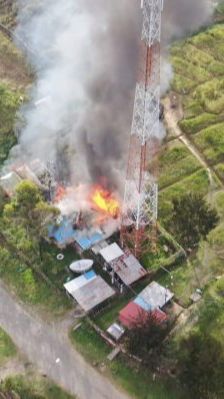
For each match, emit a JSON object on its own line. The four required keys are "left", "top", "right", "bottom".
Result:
{"left": 0, "top": 282, "right": 129, "bottom": 399}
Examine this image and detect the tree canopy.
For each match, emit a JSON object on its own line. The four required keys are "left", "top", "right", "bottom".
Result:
{"left": 2, "top": 180, "right": 59, "bottom": 260}
{"left": 169, "top": 193, "right": 219, "bottom": 248}
{"left": 178, "top": 331, "right": 224, "bottom": 399}
{"left": 125, "top": 311, "right": 168, "bottom": 363}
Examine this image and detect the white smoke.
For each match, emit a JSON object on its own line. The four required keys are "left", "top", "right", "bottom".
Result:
{"left": 11, "top": 0, "right": 217, "bottom": 191}
{"left": 13, "top": 0, "right": 140, "bottom": 190}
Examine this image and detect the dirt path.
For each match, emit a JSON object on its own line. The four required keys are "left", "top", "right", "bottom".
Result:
{"left": 0, "top": 282, "right": 130, "bottom": 399}
{"left": 163, "top": 96, "right": 222, "bottom": 188}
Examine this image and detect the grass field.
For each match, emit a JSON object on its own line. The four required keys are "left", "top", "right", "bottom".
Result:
{"left": 171, "top": 24, "right": 224, "bottom": 173}
{"left": 0, "top": 327, "right": 17, "bottom": 366}
{"left": 0, "top": 244, "right": 72, "bottom": 317}
{"left": 159, "top": 141, "right": 202, "bottom": 189}
{"left": 0, "top": 374, "right": 75, "bottom": 399}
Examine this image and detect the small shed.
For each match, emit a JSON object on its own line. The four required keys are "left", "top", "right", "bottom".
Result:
{"left": 107, "top": 323, "right": 125, "bottom": 341}
{"left": 64, "top": 271, "right": 115, "bottom": 313}
{"left": 100, "top": 243, "right": 147, "bottom": 286}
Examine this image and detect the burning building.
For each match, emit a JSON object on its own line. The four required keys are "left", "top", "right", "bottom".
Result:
{"left": 48, "top": 183, "right": 121, "bottom": 253}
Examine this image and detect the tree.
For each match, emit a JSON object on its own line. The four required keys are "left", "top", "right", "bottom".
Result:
{"left": 178, "top": 331, "right": 224, "bottom": 399}
{"left": 169, "top": 193, "right": 219, "bottom": 248}
{"left": 2, "top": 180, "right": 59, "bottom": 261}
{"left": 125, "top": 311, "right": 168, "bottom": 363}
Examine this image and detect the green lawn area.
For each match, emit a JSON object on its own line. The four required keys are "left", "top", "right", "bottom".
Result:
{"left": 40, "top": 241, "right": 80, "bottom": 287}
{"left": 159, "top": 141, "right": 201, "bottom": 189}
{"left": 0, "top": 244, "right": 72, "bottom": 317}
{"left": 0, "top": 374, "right": 75, "bottom": 399}
{"left": 0, "top": 327, "right": 17, "bottom": 366}
{"left": 193, "top": 122, "right": 224, "bottom": 164}
{"left": 70, "top": 321, "right": 187, "bottom": 399}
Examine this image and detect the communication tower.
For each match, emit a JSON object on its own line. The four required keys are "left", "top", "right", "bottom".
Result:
{"left": 121, "top": 0, "right": 163, "bottom": 257}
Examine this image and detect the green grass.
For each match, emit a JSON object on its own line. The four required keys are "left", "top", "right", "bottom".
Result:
{"left": 193, "top": 122, "right": 224, "bottom": 164}
{"left": 171, "top": 24, "right": 224, "bottom": 149}
{"left": 40, "top": 241, "right": 80, "bottom": 287}
{"left": 70, "top": 321, "right": 186, "bottom": 399}
{"left": 159, "top": 169, "right": 211, "bottom": 224}
{"left": 0, "top": 327, "right": 17, "bottom": 366}
{"left": 159, "top": 141, "right": 201, "bottom": 189}
{"left": 179, "top": 113, "right": 224, "bottom": 135}
{"left": 0, "top": 245, "right": 71, "bottom": 317}
{"left": 1, "top": 375, "right": 75, "bottom": 399}
{"left": 70, "top": 321, "right": 111, "bottom": 363}
{"left": 94, "top": 293, "right": 134, "bottom": 330}
{"left": 196, "top": 277, "right": 224, "bottom": 348}
{"left": 213, "top": 190, "right": 224, "bottom": 217}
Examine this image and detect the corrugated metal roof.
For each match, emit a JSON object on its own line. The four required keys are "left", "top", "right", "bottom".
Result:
{"left": 72, "top": 276, "right": 115, "bottom": 312}
{"left": 100, "top": 243, "right": 124, "bottom": 263}
{"left": 64, "top": 271, "right": 96, "bottom": 293}
{"left": 119, "top": 301, "right": 167, "bottom": 329}
{"left": 119, "top": 302, "right": 149, "bottom": 328}
{"left": 110, "top": 252, "right": 147, "bottom": 286}
{"left": 137, "top": 281, "right": 174, "bottom": 310}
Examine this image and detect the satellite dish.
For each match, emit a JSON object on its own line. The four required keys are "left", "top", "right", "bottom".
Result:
{"left": 69, "top": 259, "right": 93, "bottom": 273}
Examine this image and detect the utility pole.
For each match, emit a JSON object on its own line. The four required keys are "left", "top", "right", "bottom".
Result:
{"left": 121, "top": 0, "right": 163, "bottom": 257}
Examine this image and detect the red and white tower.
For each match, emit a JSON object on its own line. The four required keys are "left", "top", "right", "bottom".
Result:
{"left": 121, "top": 0, "right": 163, "bottom": 257}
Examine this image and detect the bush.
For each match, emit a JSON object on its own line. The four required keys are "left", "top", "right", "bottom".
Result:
{"left": 178, "top": 332, "right": 224, "bottom": 399}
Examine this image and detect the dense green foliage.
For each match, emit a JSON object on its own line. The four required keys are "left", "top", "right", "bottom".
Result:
{"left": 178, "top": 332, "right": 224, "bottom": 399}
{"left": 3, "top": 180, "right": 59, "bottom": 261}
{"left": 169, "top": 193, "right": 219, "bottom": 248}
{"left": 125, "top": 313, "right": 168, "bottom": 363}
{"left": 0, "top": 83, "right": 21, "bottom": 164}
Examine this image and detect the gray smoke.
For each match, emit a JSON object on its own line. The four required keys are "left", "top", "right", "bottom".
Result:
{"left": 162, "top": 0, "right": 214, "bottom": 43}
{"left": 12, "top": 0, "right": 216, "bottom": 190}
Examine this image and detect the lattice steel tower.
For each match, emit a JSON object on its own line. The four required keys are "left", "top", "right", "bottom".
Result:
{"left": 121, "top": 0, "right": 163, "bottom": 257}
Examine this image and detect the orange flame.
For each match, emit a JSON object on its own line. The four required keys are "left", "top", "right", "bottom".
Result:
{"left": 91, "top": 186, "right": 120, "bottom": 218}
{"left": 54, "top": 185, "right": 67, "bottom": 203}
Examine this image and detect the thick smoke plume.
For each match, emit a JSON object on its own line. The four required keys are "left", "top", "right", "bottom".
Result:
{"left": 12, "top": 0, "right": 216, "bottom": 190}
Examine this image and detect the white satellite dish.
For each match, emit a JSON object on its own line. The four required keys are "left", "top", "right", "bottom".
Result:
{"left": 69, "top": 259, "right": 94, "bottom": 274}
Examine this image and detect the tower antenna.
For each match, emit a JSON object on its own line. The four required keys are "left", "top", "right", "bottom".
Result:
{"left": 121, "top": 0, "right": 163, "bottom": 257}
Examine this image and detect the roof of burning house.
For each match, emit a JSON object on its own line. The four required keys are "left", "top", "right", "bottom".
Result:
{"left": 100, "top": 243, "right": 147, "bottom": 286}
{"left": 48, "top": 217, "right": 105, "bottom": 250}
{"left": 64, "top": 271, "right": 115, "bottom": 312}
{"left": 0, "top": 171, "right": 22, "bottom": 196}
{"left": 15, "top": 164, "right": 42, "bottom": 187}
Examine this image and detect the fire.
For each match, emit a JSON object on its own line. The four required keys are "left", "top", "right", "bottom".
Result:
{"left": 91, "top": 186, "right": 120, "bottom": 218}
{"left": 54, "top": 185, "right": 67, "bottom": 203}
